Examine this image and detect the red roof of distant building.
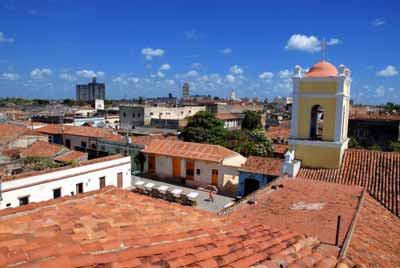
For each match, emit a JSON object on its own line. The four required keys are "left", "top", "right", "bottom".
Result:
{"left": 20, "top": 141, "right": 65, "bottom": 158}
{"left": 266, "top": 126, "right": 291, "bottom": 141}
{"left": 0, "top": 186, "right": 365, "bottom": 268}
{"left": 37, "top": 124, "right": 124, "bottom": 142}
{"left": 349, "top": 113, "right": 400, "bottom": 121}
{"left": 216, "top": 112, "right": 241, "bottom": 121}
{"left": 305, "top": 61, "right": 338, "bottom": 78}
{"left": 54, "top": 150, "right": 87, "bottom": 162}
{"left": 143, "top": 139, "right": 239, "bottom": 162}
{"left": 240, "top": 156, "right": 283, "bottom": 176}
{"left": 298, "top": 149, "right": 400, "bottom": 217}
{"left": 273, "top": 143, "right": 288, "bottom": 155}
{"left": 0, "top": 124, "right": 45, "bottom": 145}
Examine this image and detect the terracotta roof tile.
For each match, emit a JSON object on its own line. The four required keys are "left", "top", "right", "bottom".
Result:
{"left": 240, "top": 156, "right": 283, "bottom": 176}
{"left": 143, "top": 139, "right": 239, "bottom": 162}
{"left": 37, "top": 124, "right": 124, "bottom": 142}
{"left": 0, "top": 186, "right": 365, "bottom": 268}
{"left": 54, "top": 150, "right": 87, "bottom": 162}
{"left": 349, "top": 113, "right": 400, "bottom": 121}
{"left": 0, "top": 124, "right": 45, "bottom": 145}
{"left": 215, "top": 113, "right": 241, "bottom": 121}
{"left": 20, "top": 141, "right": 65, "bottom": 158}
{"left": 298, "top": 149, "right": 400, "bottom": 217}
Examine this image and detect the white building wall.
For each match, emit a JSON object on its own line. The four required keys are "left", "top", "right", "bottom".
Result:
{"left": 154, "top": 155, "right": 173, "bottom": 178}
{"left": 0, "top": 156, "right": 131, "bottom": 209}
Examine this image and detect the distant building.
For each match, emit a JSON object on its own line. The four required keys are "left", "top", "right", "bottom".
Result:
{"left": 229, "top": 90, "right": 238, "bottom": 101}
{"left": 182, "top": 82, "right": 190, "bottom": 98}
{"left": 119, "top": 105, "right": 205, "bottom": 130}
{"left": 76, "top": 77, "right": 106, "bottom": 102}
{"left": 215, "top": 113, "right": 241, "bottom": 130}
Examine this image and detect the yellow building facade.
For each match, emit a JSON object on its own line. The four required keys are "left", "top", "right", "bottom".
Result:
{"left": 289, "top": 61, "right": 351, "bottom": 169}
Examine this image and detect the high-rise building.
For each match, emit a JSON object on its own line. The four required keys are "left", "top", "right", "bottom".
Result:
{"left": 76, "top": 77, "right": 106, "bottom": 102}
{"left": 182, "top": 82, "right": 189, "bottom": 98}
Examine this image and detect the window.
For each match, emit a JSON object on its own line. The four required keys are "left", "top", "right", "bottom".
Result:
{"left": 150, "top": 112, "right": 154, "bottom": 116}
{"left": 91, "top": 143, "right": 97, "bottom": 149}
{"left": 310, "top": 105, "right": 324, "bottom": 140}
{"left": 6, "top": 203, "right": 11, "bottom": 207}
{"left": 196, "top": 169, "right": 201, "bottom": 175}
{"left": 65, "top": 139, "right": 71, "bottom": 148}
{"left": 132, "top": 113, "right": 135, "bottom": 118}
{"left": 99, "top": 176, "right": 106, "bottom": 189}
{"left": 137, "top": 113, "right": 141, "bottom": 118}
{"left": 19, "top": 196, "right": 29, "bottom": 206}
{"left": 123, "top": 112, "right": 126, "bottom": 118}
{"left": 81, "top": 141, "right": 87, "bottom": 148}
{"left": 76, "top": 183, "right": 84, "bottom": 194}
{"left": 53, "top": 188, "right": 62, "bottom": 199}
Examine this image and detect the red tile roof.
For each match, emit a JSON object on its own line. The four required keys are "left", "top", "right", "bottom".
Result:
{"left": 298, "top": 149, "right": 400, "bottom": 217}
{"left": 143, "top": 139, "right": 239, "bottom": 162}
{"left": 20, "top": 141, "right": 65, "bottom": 158}
{"left": 0, "top": 124, "right": 45, "bottom": 145}
{"left": 225, "top": 178, "right": 363, "bottom": 256}
{"left": 346, "top": 194, "right": 400, "bottom": 268}
{"left": 266, "top": 126, "right": 291, "bottom": 141}
{"left": 54, "top": 150, "right": 87, "bottom": 162}
{"left": 349, "top": 113, "right": 400, "bottom": 121}
{"left": 2, "top": 154, "right": 125, "bottom": 182}
{"left": 0, "top": 186, "right": 364, "bottom": 268}
{"left": 37, "top": 124, "right": 124, "bottom": 142}
{"left": 273, "top": 143, "right": 288, "bottom": 155}
{"left": 240, "top": 156, "right": 283, "bottom": 176}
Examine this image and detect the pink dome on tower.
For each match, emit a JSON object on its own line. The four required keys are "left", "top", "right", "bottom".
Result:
{"left": 305, "top": 61, "right": 338, "bottom": 78}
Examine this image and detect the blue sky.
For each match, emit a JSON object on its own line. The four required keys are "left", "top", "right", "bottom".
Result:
{"left": 0, "top": 0, "right": 399, "bottom": 104}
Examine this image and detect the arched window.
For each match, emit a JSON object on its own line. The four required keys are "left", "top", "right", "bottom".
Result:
{"left": 310, "top": 105, "right": 324, "bottom": 140}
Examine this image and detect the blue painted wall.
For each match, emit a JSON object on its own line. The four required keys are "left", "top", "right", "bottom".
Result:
{"left": 238, "top": 171, "right": 277, "bottom": 196}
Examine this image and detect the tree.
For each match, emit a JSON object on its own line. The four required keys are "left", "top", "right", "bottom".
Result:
{"left": 242, "top": 111, "right": 262, "bottom": 131}
{"left": 179, "top": 111, "right": 228, "bottom": 144}
{"left": 348, "top": 137, "right": 363, "bottom": 149}
{"left": 247, "top": 129, "right": 274, "bottom": 156}
{"left": 389, "top": 141, "right": 400, "bottom": 152}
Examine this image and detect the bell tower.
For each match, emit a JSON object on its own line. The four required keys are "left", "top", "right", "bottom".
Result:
{"left": 288, "top": 61, "right": 351, "bottom": 169}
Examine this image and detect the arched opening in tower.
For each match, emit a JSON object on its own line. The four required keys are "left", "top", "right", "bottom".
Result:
{"left": 310, "top": 105, "right": 324, "bottom": 140}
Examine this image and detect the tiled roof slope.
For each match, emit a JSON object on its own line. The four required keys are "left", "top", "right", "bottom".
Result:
{"left": 143, "top": 139, "right": 239, "bottom": 162}
{"left": 298, "top": 149, "right": 400, "bottom": 217}
{"left": 240, "top": 156, "right": 283, "bottom": 176}
{"left": 225, "top": 178, "right": 363, "bottom": 254}
{"left": 54, "top": 150, "right": 87, "bottom": 162}
{"left": 0, "top": 124, "right": 44, "bottom": 145}
{"left": 346, "top": 194, "right": 400, "bottom": 268}
{"left": 0, "top": 187, "right": 364, "bottom": 268}
{"left": 37, "top": 124, "right": 124, "bottom": 141}
{"left": 20, "top": 141, "right": 65, "bottom": 158}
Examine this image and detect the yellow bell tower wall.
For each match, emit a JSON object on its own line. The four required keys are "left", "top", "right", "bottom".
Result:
{"left": 293, "top": 144, "right": 341, "bottom": 169}
{"left": 296, "top": 97, "right": 337, "bottom": 141}
{"left": 299, "top": 81, "right": 337, "bottom": 94}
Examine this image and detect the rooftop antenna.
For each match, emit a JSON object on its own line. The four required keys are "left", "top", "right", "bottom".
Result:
{"left": 321, "top": 38, "right": 327, "bottom": 61}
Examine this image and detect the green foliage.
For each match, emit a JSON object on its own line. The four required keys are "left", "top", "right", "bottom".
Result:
{"left": 180, "top": 112, "right": 273, "bottom": 157}
{"left": 23, "top": 157, "right": 66, "bottom": 170}
{"left": 62, "top": 99, "right": 87, "bottom": 107}
{"left": 348, "top": 137, "right": 363, "bottom": 149}
{"left": 369, "top": 144, "right": 382, "bottom": 151}
{"left": 384, "top": 102, "right": 400, "bottom": 111}
{"left": 0, "top": 98, "right": 32, "bottom": 106}
{"left": 241, "top": 111, "right": 262, "bottom": 131}
{"left": 179, "top": 111, "right": 228, "bottom": 144}
{"left": 389, "top": 141, "right": 400, "bottom": 152}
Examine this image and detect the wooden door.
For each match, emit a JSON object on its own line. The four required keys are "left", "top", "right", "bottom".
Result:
{"left": 148, "top": 155, "right": 155, "bottom": 174}
{"left": 99, "top": 177, "right": 106, "bottom": 189}
{"left": 172, "top": 158, "right": 181, "bottom": 177}
{"left": 211, "top": 169, "right": 219, "bottom": 186}
{"left": 117, "top": 172, "right": 123, "bottom": 188}
{"left": 76, "top": 183, "right": 83, "bottom": 194}
{"left": 186, "top": 160, "right": 194, "bottom": 180}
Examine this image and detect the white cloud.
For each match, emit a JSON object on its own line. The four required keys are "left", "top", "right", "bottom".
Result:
{"left": 159, "top": 64, "right": 171, "bottom": 71}
{"left": 1, "top": 72, "right": 20, "bottom": 80}
{"left": 186, "top": 70, "right": 199, "bottom": 77}
{"left": 375, "top": 86, "right": 385, "bottom": 97}
{"left": 229, "top": 65, "right": 244, "bottom": 75}
{"left": 371, "top": 18, "right": 385, "bottom": 27}
{"left": 31, "top": 68, "right": 52, "bottom": 79}
{"left": 156, "top": 71, "right": 165, "bottom": 78}
{"left": 285, "top": 34, "right": 321, "bottom": 53}
{"left": 279, "top": 69, "right": 291, "bottom": 79}
{"left": 141, "top": 48, "right": 165, "bottom": 60}
{"left": 327, "top": 38, "right": 341, "bottom": 46}
{"left": 76, "top": 70, "right": 104, "bottom": 79}
{"left": 221, "top": 48, "right": 233, "bottom": 55}
{"left": 376, "top": 65, "right": 398, "bottom": 77}
{"left": 167, "top": 79, "right": 175, "bottom": 85}
{"left": 225, "top": 74, "right": 236, "bottom": 83}
{"left": 0, "top": 32, "right": 14, "bottom": 43}
{"left": 258, "top": 72, "right": 274, "bottom": 80}
{"left": 113, "top": 75, "right": 140, "bottom": 85}
{"left": 59, "top": 73, "right": 76, "bottom": 81}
